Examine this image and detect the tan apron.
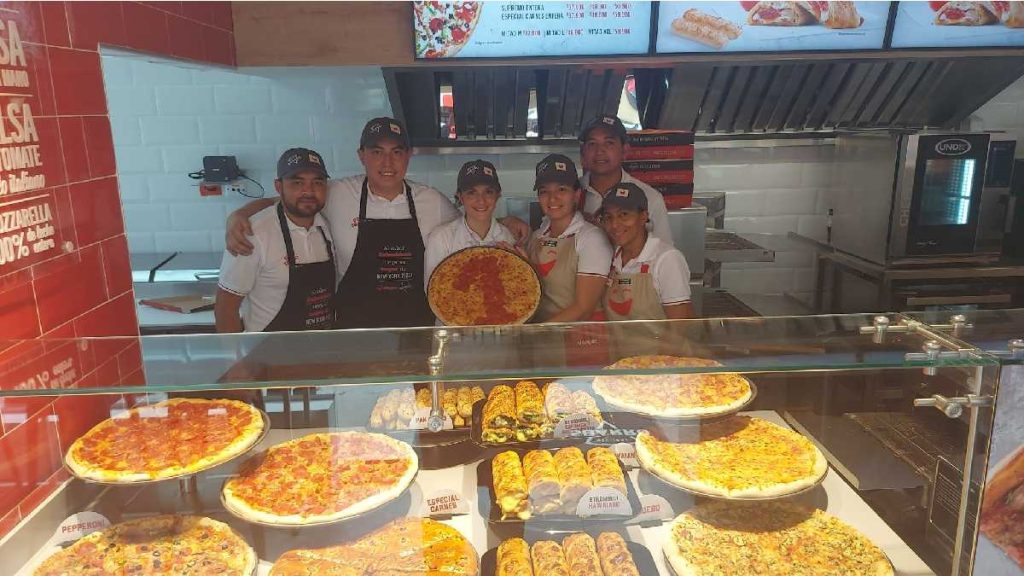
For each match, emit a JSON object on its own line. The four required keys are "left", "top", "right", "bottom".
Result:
{"left": 527, "top": 231, "right": 610, "bottom": 368}
{"left": 604, "top": 251, "right": 669, "bottom": 358}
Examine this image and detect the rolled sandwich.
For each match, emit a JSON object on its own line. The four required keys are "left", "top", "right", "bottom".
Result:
{"left": 554, "top": 447, "right": 593, "bottom": 513}
{"left": 562, "top": 533, "right": 602, "bottom": 576}
{"left": 493, "top": 451, "right": 530, "bottom": 519}
{"left": 587, "top": 447, "right": 627, "bottom": 495}
{"left": 531, "top": 540, "right": 570, "bottom": 576}
{"left": 523, "top": 450, "right": 562, "bottom": 514}
{"left": 515, "top": 380, "right": 546, "bottom": 425}
{"left": 596, "top": 532, "right": 640, "bottom": 576}
{"left": 497, "top": 538, "right": 534, "bottom": 576}
{"left": 544, "top": 382, "right": 575, "bottom": 423}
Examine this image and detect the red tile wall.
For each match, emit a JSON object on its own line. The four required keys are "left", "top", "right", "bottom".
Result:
{"left": 0, "top": 1, "right": 236, "bottom": 539}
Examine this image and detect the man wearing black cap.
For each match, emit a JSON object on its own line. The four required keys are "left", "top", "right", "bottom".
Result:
{"left": 224, "top": 117, "right": 529, "bottom": 329}
{"left": 579, "top": 114, "right": 673, "bottom": 246}
{"left": 216, "top": 148, "right": 334, "bottom": 332}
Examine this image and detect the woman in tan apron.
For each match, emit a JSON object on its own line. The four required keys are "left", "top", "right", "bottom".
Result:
{"left": 600, "top": 182, "right": 695, "bottom": 357}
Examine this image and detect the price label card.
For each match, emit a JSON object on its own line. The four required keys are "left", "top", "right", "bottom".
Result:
{"left": 577, "top": 486, "right": 632, "bottom": 517}
{"left": 408, "top": 407, "right": 453, "bottom": 430}
{"left": 631, "top": 494, "right": 675, "bottom": 524}
{"left": 554, "top": 413, "right": 601, "bottom": 438}
{"left": 420, "top": 488, "right": 469, "bottom": 517}
{"left": 52, "top": 512, "right": 111, "bottom": 545}
{"left": 611, "top": 442, "right": 639, "bottom": 468}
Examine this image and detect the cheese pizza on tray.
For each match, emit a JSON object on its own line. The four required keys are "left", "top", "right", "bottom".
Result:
{"left": 65, "top": 398, "right": 265, "bottom": 483}
{"left": 222, "top": 431, "right": 418, "bottom": 526}
{"left": 665, "top": 501, "right": 893, "bottom": 576}
{"left": 591, "top": 355, "right": 753, "bottom": 418}
{"left": 636, "top": 416, "right": 827, "bottom": 499}
{"left": 428, "top": 246, "right": 541, "bottom": 326}
{"left": 34, "top": 515, "right": 256, "bottom": 576}
{"left": 270, "top": 517, "right": 478, "bottom": 575}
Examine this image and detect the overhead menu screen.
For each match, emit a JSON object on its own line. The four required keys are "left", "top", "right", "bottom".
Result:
{"left": 654, "top": 1, "right": 889, "bottom": 53}
{"left": 412, "top": 2, "right": 653, "bottom": 59}
{"left": 890, "top": 1, "right": 1024, "bottom": 48}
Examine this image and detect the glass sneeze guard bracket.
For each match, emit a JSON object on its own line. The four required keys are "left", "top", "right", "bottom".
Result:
{"left": 984, "top": 338, "right": 1024, "bottom": 359}
{"left": 913, "top": 393, "right": 993, "bottom": 419}
{"left": 860, "top": 315, "right": 918, "bottom": 343}
{"left": 426, "top": 329, "right": 451, "bottom": 433}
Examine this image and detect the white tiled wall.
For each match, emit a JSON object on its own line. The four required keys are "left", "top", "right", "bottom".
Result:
{"left": 102, "top": 49, "right": 834, "bottom": 300}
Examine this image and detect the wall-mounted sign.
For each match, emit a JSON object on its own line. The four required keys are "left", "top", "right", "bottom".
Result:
{"left": 413, "top": 1, "right": 653, "bottom": 58}
{"left": 891, "top": 1, "right": 1024, "bottom": 48}
{"left": 655, "top": 1, "right": 890, "bottom": 53}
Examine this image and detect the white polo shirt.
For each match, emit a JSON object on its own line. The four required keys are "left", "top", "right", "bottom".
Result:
{"left": 580, "top": 169, "right": 674, "bottom": 246}
{"left": 532, "top": 211, "right": 613, "bottom": 278}
{"left": 424, "top": 216, "right": 516, "bottom": 287}
{"left": 322, "top": 175, "right": 460, "bottom": 282}
{"left": 611, "top": 236, "right": 692, "bottom": 305}
{"left": 219, "top": 206, "right": 333, "bottom": 332}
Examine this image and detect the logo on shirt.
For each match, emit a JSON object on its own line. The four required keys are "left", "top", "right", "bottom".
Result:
{"left": 351, "top": 216, "right": 360, "bottom": 228}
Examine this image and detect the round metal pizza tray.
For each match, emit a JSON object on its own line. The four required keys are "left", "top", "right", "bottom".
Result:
{"left": 218, "top": 445, "right": 419, "bottom": 529}
{"left": 65, "top": 409, "right": 272, "bottom": 486}
{"left": 426, "top": 245, "right": 541, "bottom": 327}
{"left": 600, "top": 378, "right": 758, "bottom": 427}
{"left": 640, "top": 457, "right": 828, "bottom": 502}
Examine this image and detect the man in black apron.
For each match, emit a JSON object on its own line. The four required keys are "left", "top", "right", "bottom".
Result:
{"left": 216, "top": 148, "right": 335, "bottom": 333}
{"left": 334, "top": 118, "right": 436, "bottom": 329}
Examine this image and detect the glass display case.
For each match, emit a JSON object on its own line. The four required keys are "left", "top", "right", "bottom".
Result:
{"left": 0, "top": 313, "right": 1016, "bottom": 576}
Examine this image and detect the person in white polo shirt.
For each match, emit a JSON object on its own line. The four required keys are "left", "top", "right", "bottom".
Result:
{"left": 216, "top": 148, "right": 335, "bottom": 332}
{"left": 224, "top": 117, "right": 530, "bottom": 329}
{"left": 600, "top": 182, "right": 694, "bottom": 320}
{"left": 424, "top": 159, "right": 516, "bottom": 285}
{"left": 578, "top": 114, "right": 674, "bottom": 246}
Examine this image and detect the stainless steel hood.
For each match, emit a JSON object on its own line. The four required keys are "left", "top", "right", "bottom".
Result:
{"left": 383, "top": 54, "right": 1024, "bottom": 145}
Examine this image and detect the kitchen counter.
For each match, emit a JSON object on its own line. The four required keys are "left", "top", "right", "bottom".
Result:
{"left": 134, "top": 281, "right": 217, "bottom": 334}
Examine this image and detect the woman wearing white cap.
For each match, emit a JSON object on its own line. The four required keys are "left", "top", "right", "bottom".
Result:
{"left": 526, "top": 154, "right": 612, "bottom": 322}
{"left": 423, "top": 159, "right": 516, "bottom": 286}
{"left": 600, "top": 182, "right": 694, "bottom": 320}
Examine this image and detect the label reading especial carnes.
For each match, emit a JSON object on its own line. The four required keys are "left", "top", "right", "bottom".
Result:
{"left": 420, "top": 488, "right": 469, "bottom": 517}
{"left": 611, "top": 442, "right": 639, "bottom": 468}
{"left": 630, "top": 494, "right": 674, "bottom": 523}
{"left": 52, "top": 512, "right": 111, "bottom": 545}
{"left": 577, "top": 486, "right": 632, "bottom": 517}
{"left": 553, "top": 413, "right": 601, "bottom": 438}
{"left": 409, "top": 407, "right": 454, "bottom": 430}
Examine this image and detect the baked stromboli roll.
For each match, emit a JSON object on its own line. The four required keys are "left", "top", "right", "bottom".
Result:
{"left": 683, "top": 8, "right": 741, "bottom": 38}
{"left": 457, "top": 386, "right": 473, "bottom": 419}
{"left": 442, "top": 388, "right": 458, "bottom": 419}
{"left": 523, "top": 450, "right": 562, "bottom": 514}
{"left": 497, "top": 538, "right": 534, "bottom": 576}
{"left": 671, "top": 17, "right": 730, "bottom": 49}
{"left": 544, "top": 382, "right": 575, "bottom": 423}
{"left": 562, "top": 533, "right": 602, "bottom": 576}
{"left": 554, "top": 447, "right": 593, "bottom": 512}
{"left": 484, "top": 385, "right": 516, "bottom": 428}
{"left": 596, "top": 532, "right": 640, "bottom": 576}
{"left": 415, "top": 387, "right": 431, "bottom": 409}
{"left": 821, "top": 0, "right": 862, "bottom": 28}
{"left": 493, "top": 451, "right": 530, "bottom": 519}
{"left": 369, "top": 397, "right": 386, "bottom": 429}
{"left": 531, "top": 540, "right": 570, "bottom": 576}
{"left": 515, "top": 381, "right": 545, "bottom": 425}
{"left": 571, "top": 390, "right": 603, "bottom": 424}
{"left": 586, "top": 447, "right": 627, "bottom": 494}
{"left": 471, "top": 385, "right": 486, "bottom": 403}
{"left": 397, "top": 388, "right": 416, "bottom": 423}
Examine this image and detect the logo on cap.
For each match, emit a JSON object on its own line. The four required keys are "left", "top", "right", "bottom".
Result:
{"left": 615, "top": 187, "right": 630, "bottom": 197}
{"left": 538, "top": 162, "right": 550, "bottom": 172}
{"left": 465, "top": 164, "right": 479, "bottom": 174}
{"left": 602, "top": 116, "right": 615, "bottom": 125}
{"left": 555, "top": 162, "right": 566, "bottom": 171}
{"left": 483, "top": 166, "right": 493, "bottom": 176}
{"left": 287, "top": 154, "right": 301, "bottom": 165}
{"left": 389, "top": 123, "right": 402, "bottom": 134}
{"left": 370, "top": 123, "right": 382, "bottom": 133}
{"left": 308, "top": 154, "right": 321, "bottom": 165}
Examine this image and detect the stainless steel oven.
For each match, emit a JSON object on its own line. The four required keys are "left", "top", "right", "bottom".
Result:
{"left": 828, "top": 131, "right": 1016, "bottom": 266}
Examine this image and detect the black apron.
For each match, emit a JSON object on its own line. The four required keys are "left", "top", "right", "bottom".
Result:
{"left": 263, "top": 203, "right": 336, "bottom": 332}
{"left": 334, "top": 178, "right": 435, "bottom": 329}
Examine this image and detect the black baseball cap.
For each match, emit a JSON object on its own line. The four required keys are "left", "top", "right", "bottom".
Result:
{"left": 579, "top": 114, "right": 627, "bottom": 143}
{"left": 457, "top": 159, "right": 500, "bottom": 192}
{"left": 276, "top": 148, "right": 329, "bottom": 180}
{"left": 360, "top": 116, "right": 410, "bottom": 149}
{"left": 534, "top": 154, "right": 579, "bottom": 190}
{"left": 601, "top": 182, "right": 648, "bottom": 213}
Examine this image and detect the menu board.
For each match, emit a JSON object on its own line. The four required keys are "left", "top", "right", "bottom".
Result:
{"left": 655, "top": 1, "right": 889, "bottom": 53}
{"left": 891, "top": 1, "right": 1024, "bottom": 48}
{"left": 412, "top": 1, "right": 653, "bottom": 59}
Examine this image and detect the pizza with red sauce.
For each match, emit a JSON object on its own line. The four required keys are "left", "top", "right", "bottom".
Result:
{"left": 65, "top": 398, "right": 265, "bottom": 483}
{"left": 222, "top": 431, "right": 418, "bottom": 526}
{"left": 414, "top": 1, "right": 482, "bottom": 58}
{"left": 428, "top": 246, "right": 541, "bottom": 326}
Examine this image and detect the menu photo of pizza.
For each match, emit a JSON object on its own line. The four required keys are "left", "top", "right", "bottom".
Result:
{"left": 413, "top": 1, "right": 483, "bottom": 59}
{"left": 656, "top": 1, "right": 888, "bottom": 53}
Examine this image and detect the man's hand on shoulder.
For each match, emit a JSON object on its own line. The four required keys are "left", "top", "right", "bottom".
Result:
{"left": 225, "top": 198, "right": 275, "bottom": 256}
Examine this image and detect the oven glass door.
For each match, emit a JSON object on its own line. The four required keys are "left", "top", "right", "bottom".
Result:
{"left": 906, "top": 134, "right": 990, "bottom": 256}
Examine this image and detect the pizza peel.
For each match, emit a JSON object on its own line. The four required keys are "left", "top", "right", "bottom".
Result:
{"left": 427, "top": 245, "right": 541, "bottom": 327}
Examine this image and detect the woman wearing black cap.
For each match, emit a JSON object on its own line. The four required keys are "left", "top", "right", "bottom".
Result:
{"left": 600, "top": 182, "right": 694, "bottom": 320}
{"left": 526, "top": 154, "right": 613, "bottom": 322}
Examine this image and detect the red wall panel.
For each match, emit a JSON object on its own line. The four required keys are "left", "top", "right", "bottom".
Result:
{"left": 0, "top": 0, "right": 237, "bottom": 539}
